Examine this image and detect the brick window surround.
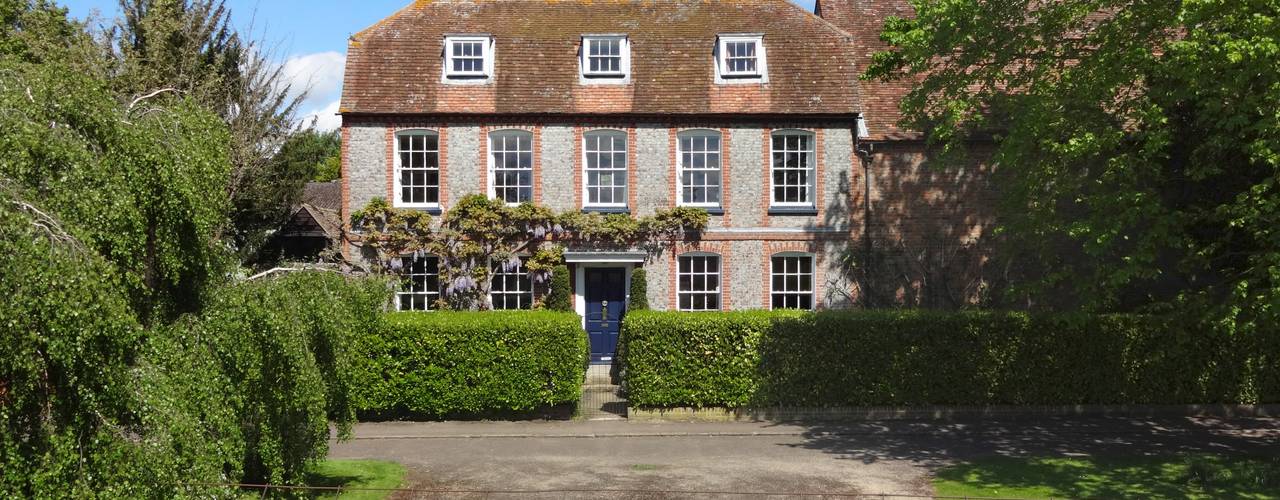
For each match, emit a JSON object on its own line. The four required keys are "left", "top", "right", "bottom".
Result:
{"left": 481, "top": 125, "right": 542, "bottom": 205}
{"left": 668, "top": 241, "right": 732, "bottom": 310}
{"left": 760, "top": 241, "right": 823, "bottom": 310}
{"left": 385, "top": 125, "right": 449, "bottom": 211}
{"left": 575, "top": 124, "right": 637, "bottom": 211}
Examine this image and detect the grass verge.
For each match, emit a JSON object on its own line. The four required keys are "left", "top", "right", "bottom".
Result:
{"left": 304, "top": 459, "right": 407, "bottom": 499}
{"left": 934, "top": 455, "right": 1280, "bottom": 499}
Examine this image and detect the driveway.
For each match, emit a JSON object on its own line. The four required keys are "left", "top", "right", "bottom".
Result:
{"left": 328, "top": 417, "right": 1280, "bottom": 499}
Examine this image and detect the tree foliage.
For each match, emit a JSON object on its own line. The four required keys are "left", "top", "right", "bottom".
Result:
{"left": 352, "top": 194, "right": 708, "bottom": 310}
{"left": 237, "top": 127, "right": 341, "bottom": 259}
{"left": 179, "top": 272, "right": 389, "bottom": 486}
{"left": 0, "top": 196, "right": 153, "bottom": 497}
{"left": 1, "top": 12, "right": 231, "bottom": 321}
{"left": 107, "top": 0, "right": 309, "bottom": 258}
{"left": 866, "top": 0, "right": 1280, "bottom": 328}
{"left": 1, "top": 2, "right": 381, "bottom": 495}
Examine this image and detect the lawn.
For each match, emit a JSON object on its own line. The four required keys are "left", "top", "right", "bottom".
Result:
{"left": 934, "top": 455, "right": 1280, "bottom": 499}
{"left": 304, "top": 459, "right": 407, "bottom": 499}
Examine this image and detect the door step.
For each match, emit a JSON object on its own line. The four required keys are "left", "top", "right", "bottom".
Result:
{"left": 579, "top": 365, "right": 627, "bottom": 420}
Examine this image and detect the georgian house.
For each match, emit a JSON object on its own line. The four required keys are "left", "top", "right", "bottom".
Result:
{"left": 339, "top": 0, "right": 995, "bottom": 361}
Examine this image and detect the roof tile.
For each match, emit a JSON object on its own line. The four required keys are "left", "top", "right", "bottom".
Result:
{"left": 815, "top": 0, "right": 918, "bottom": 140}
{"left": 342, "top": 0, "right": 863, "bottom": 116}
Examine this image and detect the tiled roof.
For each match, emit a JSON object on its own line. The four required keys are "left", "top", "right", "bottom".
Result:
{"left": 301, "top": 181, "right": 342, "bottom": 212}
{"left": 815, "top": 0, "right": 918, "bottom": 140}
{"left": 341, "top": 0, "right": 862, "bottom": 116}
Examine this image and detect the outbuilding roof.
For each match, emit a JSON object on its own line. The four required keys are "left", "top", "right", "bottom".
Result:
{"left": 340, "top": 0, "right": 863, "bottom": 117}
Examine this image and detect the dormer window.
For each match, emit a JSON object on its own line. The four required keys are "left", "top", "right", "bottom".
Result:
{"left": 716, "top": 34, "right": 767, "bottom": 82}
{"left": 581, "top": 35, "right": 629, "bottom": 80}
{"left": 444, "top": 35, "right": 493, "bottom": 79}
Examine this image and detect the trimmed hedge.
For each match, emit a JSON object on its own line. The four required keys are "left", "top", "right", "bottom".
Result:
{"left": 621, "top": 310, "right": 1279, "bottom": 408}
{"left": 629, "top": 268, "right": 649, "bottom": 310}
{"left": 545, "top": 265, "right": 572, "bottom": 312}
{"left": 352, "top": 311, "right": 588, "bottom": 417}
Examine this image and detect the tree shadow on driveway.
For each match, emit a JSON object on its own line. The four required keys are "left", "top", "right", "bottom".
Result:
{"left": 776, "top": 416, "right": 1280, "bottom": 466}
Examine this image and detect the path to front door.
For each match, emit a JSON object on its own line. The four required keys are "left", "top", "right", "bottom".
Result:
{"left": 584, "top": 267, "right": 626, "bottom": 363}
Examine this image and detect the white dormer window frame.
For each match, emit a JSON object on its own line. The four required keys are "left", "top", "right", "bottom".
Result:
{"left": 580, "top": 35, "right": 630, "bottom": 83}
{"left": 443, "top": 35, "right": 494, "bottom": 82}
{"left": 714, "top": 34, "right": 768, "bottom": 84}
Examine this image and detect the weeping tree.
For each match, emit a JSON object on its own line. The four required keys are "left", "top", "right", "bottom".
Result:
{"left": 352, "top": 194, "right": 708, "bottom": 310}
{"left": 106, "top": 0, "right": 307, "bottom": 258}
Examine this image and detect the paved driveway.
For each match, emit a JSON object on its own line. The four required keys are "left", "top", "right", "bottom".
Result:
{"left": 329, "top": 417, "right": 1280, "bottom": 499}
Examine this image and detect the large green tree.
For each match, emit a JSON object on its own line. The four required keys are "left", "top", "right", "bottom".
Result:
{"left": 1, "top": 2, "right": 231, "bottom": 321}
{"left": 1, "top": 2, "right": 377, "bottom": 495}
{"left": 866, "top": 1, "right": 1279, "bottom": 330}
{"left": 107, "top": 0, "right": 309, "bottom": 257}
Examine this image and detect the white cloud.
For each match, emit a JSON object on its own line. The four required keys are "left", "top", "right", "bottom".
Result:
{"left": 282, "top": 51, "right": 346, "bottom": 115}
{"left": 299, "top": 99, "right": 342, "bottom": 132}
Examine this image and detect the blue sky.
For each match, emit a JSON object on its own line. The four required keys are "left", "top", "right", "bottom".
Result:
{"left": 61, "top": 0, "right": 819, "bottom": 129}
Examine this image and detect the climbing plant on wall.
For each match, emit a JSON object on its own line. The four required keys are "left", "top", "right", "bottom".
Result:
{"left": 352, "top": 194, "right": 708, "bottom": 310}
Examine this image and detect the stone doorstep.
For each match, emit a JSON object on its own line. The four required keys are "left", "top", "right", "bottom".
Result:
{"left": 584, "top": 363, "right": 619, "bottom": 385}
{"left": 627, "top": 404, "right": 1280, "bottom": 423}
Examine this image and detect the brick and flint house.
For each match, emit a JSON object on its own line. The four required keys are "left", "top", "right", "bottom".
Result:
{"left": 340, "top": 0, "right": 996, "bottom": 361}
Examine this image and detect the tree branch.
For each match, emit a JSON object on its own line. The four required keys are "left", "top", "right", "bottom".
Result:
{"left": 127, "top": 88, "right": 182, "bottom": 113}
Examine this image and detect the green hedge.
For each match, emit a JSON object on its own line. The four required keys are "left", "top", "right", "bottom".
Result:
{"left": 352, "top": 311, "right": 588, "bottom": 417}
{"left": 621, "top": 310, "right": 1278, "bottom": 408}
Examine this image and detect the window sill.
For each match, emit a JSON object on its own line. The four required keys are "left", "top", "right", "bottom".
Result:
{"left": 441, "top": 75, "right": 493, "bottom": 85}
{"left": 395, "top": 205, "right": 443, "bottom": 215}
{"left": 767, "top": 207, "right": 818, "bottom": 216}
{"left": 582, "top": 207, "right": 631, "bottom": 215}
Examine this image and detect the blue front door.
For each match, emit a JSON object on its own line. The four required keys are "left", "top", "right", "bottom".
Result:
{"left": 585, "top": 268, "right": 627, "bottom": 363}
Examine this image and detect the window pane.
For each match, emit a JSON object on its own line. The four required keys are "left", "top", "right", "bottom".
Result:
{"left": 396, "top": 132, "right": 440, "bottom": 205}
{"left": 491, "top": 131, "right": 534, "bottom": 203}
{"left": 678, "top": 132, "right": 722, "bottom": 206}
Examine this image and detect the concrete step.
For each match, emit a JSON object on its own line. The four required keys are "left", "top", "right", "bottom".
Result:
{"left": 584, "top": 364, "right": 618, "bottom": 385}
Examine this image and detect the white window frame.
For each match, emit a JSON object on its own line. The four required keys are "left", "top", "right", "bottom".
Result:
{"left": 580, "top": 35, "right": 630, "bottom": 81}
{"left": 490, "top": 257, "right": 533, "bottom": 310}
{"left": 770, "top": 130, "right": 817, "bottom": 208}
{"left": 769, "top": 253, "right": 815, "bottom": 311}
{"left": 392, "top": 130, "right": 441, "bottom": 209}
{"left": 715, "top": 34, "right": 767, "bottom": 83}
{"left": 396, "top": 255, "right": 440, "bottom": 311}
{"left": 443, "top": 35, "right": 494, "bottom": 80}
{"left": 676, "top": 130, "right": 723, "bottom": 208}
{"left": 677, "top": 253, "right": 722, "bottom": 311}
{"left": 488, "top": 129, "right": 534, "bottom": 205}
{"left": 581, "top": 129, "right": 629, "bottom": 209}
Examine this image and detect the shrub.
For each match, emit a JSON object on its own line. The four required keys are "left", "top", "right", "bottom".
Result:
{"left": 352, "top": 311, "right": 588, "bottom": 417}
{"left": 629, "top": 268, "right": 649, "bottom": 310}
{"left": 544, "top": 264, "right": 572, "bottom": 311}
{"left": 621, "top": 310, "right": 1277, "bottom": 408}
